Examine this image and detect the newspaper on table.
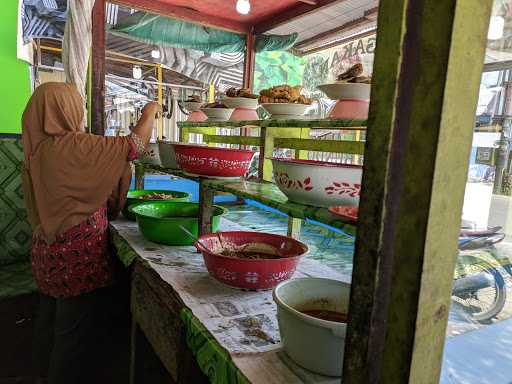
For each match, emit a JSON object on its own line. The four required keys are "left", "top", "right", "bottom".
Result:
{"left": 112, "top": 218, "right": 349, "bottom": 383}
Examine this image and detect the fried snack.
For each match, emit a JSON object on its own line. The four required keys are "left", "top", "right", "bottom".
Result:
{"left": 336, "top": 63, "right": 372, "bottom": 84}
{"left": 337, "top": 63, "right": 364, "bottom": 81}
{"left": 352, "top": 76, "right": 371, "bottom": 84}
{"left": 225, "top": 87, "right": 238, "bottom": 97}
{"left": 238, "top": 88, "right": 259, "bottom": 98}
{"left": 225, "top": 87, "right": 258, "bottom": 99}
{"left": 258, "top": 84, "right": 311, "bottom": 104}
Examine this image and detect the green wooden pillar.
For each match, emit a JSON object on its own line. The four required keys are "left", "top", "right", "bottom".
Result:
{"left": 258, "top": 127, "right": 310, "bottom": 182}
{"left": 134, "top": 162, "right": 145, "bottom": 190}
{"left": 198, "top": 179, "right": 215, "bottom": 236}
{"left": 287, "top": 128, "right": 310, "bottom": 238}
{"left": 179, "top": 126, "right": 189, "bottom": 142}
{"left": 342, "top": 0, "right": 492, "bottom": 383}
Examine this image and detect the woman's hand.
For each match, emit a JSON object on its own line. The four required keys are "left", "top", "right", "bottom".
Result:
{"left": 131, "top": 102, "right": 162, "bottom": 146}
{"left": 142, "top": 102, "right": 163, "bottom": 118}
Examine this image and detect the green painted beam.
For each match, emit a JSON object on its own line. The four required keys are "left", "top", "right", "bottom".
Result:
{"left": 201, "top": 135, "right": 364, "bottom": 155}
{"left": 274, "top": 138, "right": 365, "bottom": 155}
{"left": 342, "top": 0, "right": 492, "bottom": 383}
{"left": 202, "top": 135, "right": 260, "bottom": 146}
{"left": 178, "top": 118, "right": 367, "bottom": 129}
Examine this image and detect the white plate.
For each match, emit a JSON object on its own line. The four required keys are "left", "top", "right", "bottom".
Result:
{"left": 200, "top": 108, "right": 235, "bottom": 121}
{"left": 261, "top": 103, "right": 309, "bottom": 118}
{"left": 222, "top": 96, "right": 259, "bottom": 109}
{"left": 317, "top": 82, "right": 370, "bottom": 100}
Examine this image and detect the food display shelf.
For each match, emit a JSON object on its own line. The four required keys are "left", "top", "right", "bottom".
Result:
{"left": 177, "top": 118, "right": 367, "bottom": 129}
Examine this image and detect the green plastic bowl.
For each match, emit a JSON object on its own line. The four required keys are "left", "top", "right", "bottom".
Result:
{"left": 130, "top": 201, "right": 227, "bottom": 246}
{"left": 122, "top": 189, "right": 191, "bottom": 221}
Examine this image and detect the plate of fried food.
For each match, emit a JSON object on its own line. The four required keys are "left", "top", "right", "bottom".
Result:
{"left": 222, "top": 87, "right": 259, "bottom": 109}
{"left": 259, "top": 85, "right": 313, "bottom": 119}
{"left": 317, "top": 63, "right": 371, "bottom": 100}
{"left": 200, "top": 102, "right": 234, "bottom": 121}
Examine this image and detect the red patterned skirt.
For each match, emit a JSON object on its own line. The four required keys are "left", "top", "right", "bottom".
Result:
{"left": 31, "top": 207, "right": 114, "bottom": 298}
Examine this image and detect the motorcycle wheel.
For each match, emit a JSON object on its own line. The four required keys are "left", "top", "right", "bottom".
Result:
{"left": 452, "top": 256, "right": 507, "bottom": 322}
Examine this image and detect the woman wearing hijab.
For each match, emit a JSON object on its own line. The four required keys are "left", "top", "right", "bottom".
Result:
{"left": 22, "top": 82, "right": 161, "bottom": 384}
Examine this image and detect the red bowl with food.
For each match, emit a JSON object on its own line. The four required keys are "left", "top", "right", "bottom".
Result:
{"left": 174, "top": 144, "right": 255, "bottom": 178}
{"left": 195, "top": 231, "right": 309, "bottom": 290}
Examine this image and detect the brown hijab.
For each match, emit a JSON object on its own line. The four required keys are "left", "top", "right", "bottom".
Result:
{"left": 22, "top": 82, "right": 132, "bottom": 243}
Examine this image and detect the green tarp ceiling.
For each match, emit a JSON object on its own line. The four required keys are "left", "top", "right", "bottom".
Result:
{"left": 109, "top": 12, "right": 298, "bottom": 53}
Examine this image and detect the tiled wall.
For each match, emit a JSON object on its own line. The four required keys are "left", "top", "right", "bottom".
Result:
{"left": 0, "top": 137, "right": 31, "bottom": 265}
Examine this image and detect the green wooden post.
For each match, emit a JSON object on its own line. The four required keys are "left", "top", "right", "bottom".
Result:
{"left": 134, "top": 162, "right": 145, "bottom": 190}
{"left": 198, "top": 179, "right": 215, "bottom": 236}
{"left": 258, "top": 127, "right": 311, "bottom": 182}
{"left": 179, "top": 127, "right": 189, "bottom": 142}
{"left": 342, "top": 0, "right": 492, "bottom": 383}
{"left": 287, "top": 127, "right": 310, "bottom": 238}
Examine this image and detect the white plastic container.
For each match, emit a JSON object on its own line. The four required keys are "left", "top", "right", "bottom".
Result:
{"left": 271, "top": 158, "right": 363, "bottom": 208}
{"left": 273, "top": 277, "right": 351, "bottom": 376}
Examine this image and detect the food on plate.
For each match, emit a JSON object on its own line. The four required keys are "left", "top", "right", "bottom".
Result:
{"left": 136, "top": 192, "right": 178, "bottom": 200}
{"left": 336, "top": 63, "right": 371, "bottom": 84}
{"left": 203, "top": 102, "right": 229, "bottom": 108}
{"left": 300, "top": 309, "right": 348, "bottom": 323}
{"left": 225, "top": 87, "right": 258, "bottom": 99}
{"left": 258, "top": 84, "right": 312, "bottom": 105}
{"left": 216, "top": 241, "right": 282, "bottom": 259}
{"left": 186, "top": 95, "right": 202, "bottom": 102}
{"left": 220, "top": 250, "right": 281, "bottom": 260}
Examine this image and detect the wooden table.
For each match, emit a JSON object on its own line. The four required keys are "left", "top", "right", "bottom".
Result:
{"left": 111, "top": 218, "right": 348, "bottom": 384}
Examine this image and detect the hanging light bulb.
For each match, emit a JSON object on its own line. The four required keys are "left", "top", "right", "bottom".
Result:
{"left": 132, "top": 65, "right": 142, "bottom": 79}
{"left": 488, "top": 16, "right": 505, "bottom": 40}
{"left": 151, "top": 49, "right": 160, "bottom": 59}
{"left": 236, "top": 0, "right": 250, "bottom": 15}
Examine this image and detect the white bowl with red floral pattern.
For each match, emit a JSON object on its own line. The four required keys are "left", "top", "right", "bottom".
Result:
{"left": 271, "top": 158, "right": 362, "bottom": 208}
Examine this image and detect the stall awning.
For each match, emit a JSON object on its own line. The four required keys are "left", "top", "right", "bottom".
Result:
{"left": 109, "top": 12, "right": 298, "bottom": 53}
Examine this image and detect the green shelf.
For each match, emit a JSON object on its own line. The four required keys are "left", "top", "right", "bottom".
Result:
{"left": 178, "top": 118, "right": 367, "bottom": 129}
{"left": 202, "top": 179, "right": 357, "bottom": 235}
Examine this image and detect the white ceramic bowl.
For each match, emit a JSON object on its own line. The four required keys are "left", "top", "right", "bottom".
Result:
{"left": 200, "top": 108, "right": 234, "bottom": 121}
{"left": 222, "top": 96, "right": 259, "bottom": 110}
{"left": 273, "top": 277, "right": 350, "bottom": 376}
{"left": 272, "top": 158, "right": 362, "bottom": 208}
{"left": 139, "top": 142, "right": 161, "bottom": 166}
{"left": 317, "top": 82, "right": 371, "bottom": 100}
{"left": 182, "top": 101, "right": 204, "bottom": 112}
{"left": 261, "top": 103, "right": 309, "bottom": 119}
{"left": 158, "top": 141, "right": 180, "bottom": 169}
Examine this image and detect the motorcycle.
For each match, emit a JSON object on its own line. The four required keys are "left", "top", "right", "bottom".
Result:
{"left": 452, "top": 226, "right": 510, "bottom": 322}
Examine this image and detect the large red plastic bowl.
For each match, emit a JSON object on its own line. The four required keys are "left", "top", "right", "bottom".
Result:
{"left": 195, "top": 231, "right": 308, "bottom": 290}
{"left": 174, "top": 144, "right": 255, "bottom": 178}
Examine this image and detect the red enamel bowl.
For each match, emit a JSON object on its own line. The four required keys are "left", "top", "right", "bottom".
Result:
{"left": 174, "top": 144, "right": 255, "bottom": 178}
{"left": 195, "top": 231, "right": 308, "bottom": 290}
